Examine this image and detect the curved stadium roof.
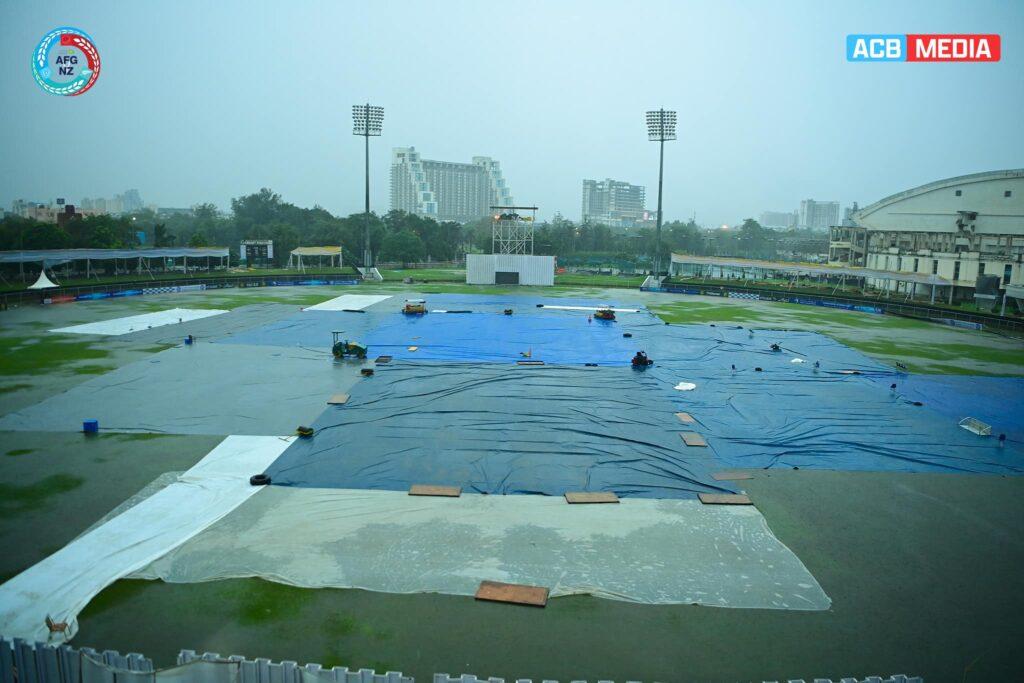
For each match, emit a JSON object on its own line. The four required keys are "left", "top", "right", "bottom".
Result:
{"left": 854, "top": 168, "right": 1024, "bottom": 222}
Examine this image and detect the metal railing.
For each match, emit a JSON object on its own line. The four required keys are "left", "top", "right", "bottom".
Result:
{"left": 0, "top": 638, "right": 922, "bottom": 683}
{"left": 647, "top": 281, "right": 1024, "bottom": 333}
{"left": 0, "top": 272, "right": 362, "bottom": 309}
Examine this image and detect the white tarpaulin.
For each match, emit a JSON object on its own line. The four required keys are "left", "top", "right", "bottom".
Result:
{"left": 135, "top": 487, "right": 831, "bottom": 611}
{"left": 0, "top": 435, "right": 294, "bottom": 643}
{"left": 303, "top": 294, "right": 392, "bottom": 312}
{"left": 50, "top": 308, "right": 228, "bottom": 336}
{"left": 539, "top": 305, "right": 641, "bottom": 313}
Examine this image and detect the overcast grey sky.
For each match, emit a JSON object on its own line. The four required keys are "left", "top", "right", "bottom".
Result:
{"left": 1, "top": 0, "right": 1021, "bottom": 226}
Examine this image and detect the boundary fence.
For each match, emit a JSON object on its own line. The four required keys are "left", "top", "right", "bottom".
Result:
{"left": 645, "top": 282, "right": 1024, "bottom": 333}
{"left": 0, "top": 274, "right": 361, "bottom": 309}
{"left": 3, "top": 266, "right": 1020, "bottom": 335}
{"left": 1, "top": 639, "right": 922, "bottom": 683}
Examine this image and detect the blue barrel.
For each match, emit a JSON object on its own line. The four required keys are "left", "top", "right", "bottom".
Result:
{"left": 83, "top": 419, "right": 99, "bottom": 434}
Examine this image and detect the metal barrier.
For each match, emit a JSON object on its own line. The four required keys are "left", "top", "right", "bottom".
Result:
{"left": 0, "top": 273, "right": 361, "bottom": 309}
{"left": 1, "top": 639, "right": 922, "bottom": 683}
{"left": 645, "top": 282, "right": 1024, "bottom": 333}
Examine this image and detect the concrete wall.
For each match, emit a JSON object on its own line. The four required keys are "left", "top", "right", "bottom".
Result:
{"left": 466, "top": 254, "right": 554, "bottom": 286}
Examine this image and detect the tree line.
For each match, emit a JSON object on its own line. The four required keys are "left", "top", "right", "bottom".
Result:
{"left": 1, "top": 188, "right": 825, "bottom": 269}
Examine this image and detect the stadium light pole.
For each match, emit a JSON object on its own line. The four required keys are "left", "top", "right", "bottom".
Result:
{"left": 646, "top": 109, "right": 676, "bottom": 279}
{"left": 352, "top": 103, "right": 384, "bottom": 270}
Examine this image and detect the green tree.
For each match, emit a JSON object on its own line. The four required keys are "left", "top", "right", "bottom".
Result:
{"left": 188, "top": 231, "right": 209, "bottom": 247}
{"left": 23, "top": 223, "right": 71, "bottom": 249}
{"left": 154, "top": 223, "right": 175, "bottom": 247}
{"left": 380, "top": 230, "right": 425, "bottom": 267}
{"left": 269, "top": 223, "right": 299, "bottom": 266}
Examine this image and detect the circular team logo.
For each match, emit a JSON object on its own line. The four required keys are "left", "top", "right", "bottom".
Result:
{"left": 32, "top": 27, "right": 101, "bottom": 96}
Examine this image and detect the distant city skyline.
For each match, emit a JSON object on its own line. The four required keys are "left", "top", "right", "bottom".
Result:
{"left": 1, "top": 2, "right": 1021, "bottom": 227}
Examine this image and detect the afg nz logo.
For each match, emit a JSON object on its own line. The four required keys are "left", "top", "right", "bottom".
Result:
{"left": 847, "top": 34, "right": 1000, "bottom": 62}
{"left": 32, "top": 27, "right": 101, "bottom": 95}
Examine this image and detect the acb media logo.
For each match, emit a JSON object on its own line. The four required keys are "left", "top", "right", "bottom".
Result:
{"left": 847, "top": 34, "right": 1000, "bottom": 62}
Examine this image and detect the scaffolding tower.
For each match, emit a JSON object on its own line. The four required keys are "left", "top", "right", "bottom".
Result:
{"left": 491, "top": 206, "right": 538, "bottom": 255}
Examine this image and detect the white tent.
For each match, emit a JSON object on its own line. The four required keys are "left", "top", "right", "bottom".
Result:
{"left": 28, "top": 269, "right": 59, "bottom": 289}
{"left": 288, "top": 246, "right": 343, "bottom": 272}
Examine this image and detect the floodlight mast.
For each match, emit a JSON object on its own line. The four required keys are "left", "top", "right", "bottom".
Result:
{"left": 352, "top": 103, "right": 384, "bottom": 270}
{"left": 646, "top": 109, "right": 676, "bottom": 280}
{"left": 490, "top": 205, "right": 538, "bottom": 255}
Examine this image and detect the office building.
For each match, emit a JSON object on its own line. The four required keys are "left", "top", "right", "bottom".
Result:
{"left": 581, "top": 179, "right": 646, "bottom": 228}
{"left": 759, "top": 211, "right": 797, "bottom": 228}
{"left": 798, "top": 199, "right": 840, "bottom": 230}
{"left": 390, "top": 147, "right": 513, "bottom": 223}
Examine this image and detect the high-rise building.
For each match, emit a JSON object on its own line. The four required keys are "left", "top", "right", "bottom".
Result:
{"left": 119, "top": 189, "right": 144, "bottom": 213}
{"left": 73, "top": 190, "right": 145, "bottom": 215}
{"left": 759, "top": 210, "right": 797, "bottom": 228}
{"left": 390, "top": 147, "right": 513, "bottom": 223}
{"left": 581, "top": 179, "right": 646, "bottom": 228}
{"left": 798, "top": 199, "right": 840, "bottom": 230}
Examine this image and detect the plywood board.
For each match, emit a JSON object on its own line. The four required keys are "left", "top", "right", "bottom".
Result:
{"left": 407, "top": 346, "right": 418, "bottom": 352}
{"left": 408, "top": 484, "right": 461, "bottom": 497}
{"left": 475, "top": 580, "right": 549, "bottom": 607}
{"left": 698, "top": 492, "right": 752, "bottom": 505}
{"left": 375, "top": 355, "right": 392, "bottom": 364}
{"left": 712, "top": 471, "right": 753, "bottom": 481}
{"left": 675, "top": 412, "right": 695, "bottom": 424}
{"left": 680, "top": 431, "right": 707, "bottom": 447}
{"left": 327, "top": 393, "right": 350, "bottom": 405}
{"left": 564, "top": 491, "right": 620, "bottom": 504}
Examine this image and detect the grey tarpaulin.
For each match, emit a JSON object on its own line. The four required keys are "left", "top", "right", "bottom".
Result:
{"left": 0, "top": 344, "right": 363, "bottom": 436}
{"left": 264, "top": 362, "right": 732, "bottom": 498}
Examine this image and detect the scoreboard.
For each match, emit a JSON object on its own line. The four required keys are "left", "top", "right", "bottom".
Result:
{"left": 240, "top": 240, "right": 274, "bottom": 267}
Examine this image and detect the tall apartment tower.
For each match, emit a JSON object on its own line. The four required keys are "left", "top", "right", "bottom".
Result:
{"left": 798, "top": 199, "right": 840, "bottom": 230}
{"left": 581, "top": 179, "right": 646, "bottom": 228}
{"left": 390, "top": 147, "right": 513, "bottom": 223}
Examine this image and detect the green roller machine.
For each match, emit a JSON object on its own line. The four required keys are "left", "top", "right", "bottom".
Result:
{"left": 331, "top": 330, "right": 368, "bottom": 360}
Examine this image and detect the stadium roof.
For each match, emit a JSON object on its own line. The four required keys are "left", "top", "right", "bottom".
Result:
{"left": 670, "top": 253, "right": 951, "bottom": 286}
{"left": 0, "top": 248, "right": 229, "bottom": 265}
{"left": 853, "top": 168, "right": 1024, "bottom": 222}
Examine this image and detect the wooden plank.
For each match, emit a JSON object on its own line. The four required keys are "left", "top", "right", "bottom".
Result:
{"left": 712, "top": 470, "right": 753, "bottom": 481}
{"left": 680, "top": 431, "right": 707, "bottom": 447}
{"left": 408, "top": 484, "right": 461, "bottom": 497}
{"left": 327, "top": 393, "right": 350, "bottom": 405}
{"left": 475, "top": 580, "right": 549, "bottom": 607}
{"left": 698, "top": 492, "right": 752, "bottom": 505}
{"left": 375, "top": 355, "right": 392, "bottom": 364}
{"left": 517, "top": 360, "right": 545, "bottom": 366}
{"left": 675, "top": 412, "right": 695, "bottom": 424}
{"left": 564, "top": 491, "right": 620, "bottom": 504}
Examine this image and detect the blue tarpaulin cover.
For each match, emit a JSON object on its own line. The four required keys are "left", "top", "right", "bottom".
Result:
{"left": 243, "top": 295, "right": 1022, "bottom": 490}
{"left": 264, "top": 362, "right": 736, "bottom": 498}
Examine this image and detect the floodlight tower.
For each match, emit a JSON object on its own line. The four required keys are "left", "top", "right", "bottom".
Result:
{"left": 352, "top": 103, "right": 384, "bottom": 269}
{"left": 490, "top": 206, "right": 538, "bottom": 254}
{"left": 646, "top": 108, "right": 676, "bottom": 279}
